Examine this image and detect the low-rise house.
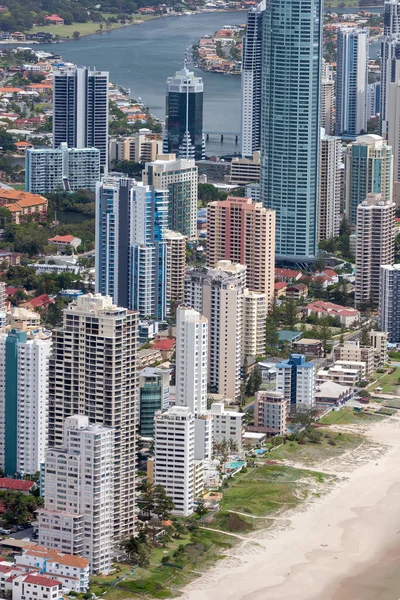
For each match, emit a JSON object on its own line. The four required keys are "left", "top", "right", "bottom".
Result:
{"left": 0, "top": 478, "right": 37, "bottom": 494}
{"left": 137, "top": 347, "right": 163, "bottom": 369}
{"left": 292, "top": 338, "right": 323, "bottom": 358}
{"left": 45, "top": 14, "right": 65, "bottom": 24}
{"left": 286, "top": 283, "right": 308, "bottom": 300}
{"left": 275, "top": 268, "right": 302, "bottom": 283}
{"left": 305, "top": 301, "right": 360, "bottom": 327}
{"left": 7, "top": 306, "right": 41, "bottom": 328}
{"left": 334, "top": 360, "right": 367, "bottom": 381}
{"left": 21, "top": 294, "right": 54, "bottom": 311}
{"left": 48, "top": 235, "right": 82, "bottom": 252}
{"left": 274, "top": 282, "right": 287, "bottom": 297}
{"left": 315, "top": 381, "right": 353, "bottom": 405}
{"left": 0, "top": 251, "right": 21, "bottom": 266}
{"left": 16, "top": 546, "right": 89, "bottom": 592}
{"left": 152, "top": 338, "right": 176, "bottom": 360}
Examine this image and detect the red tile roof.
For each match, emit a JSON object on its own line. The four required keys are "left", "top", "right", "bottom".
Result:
{"left": 0, "top": 478, "right": 35, "bottom": 491}
{"left": 152, "top": 339, "right": 176, "bottom": 351}
{"left": 48, "top": 235, "right": 75, "bottom": 243}
{"left": 23, "top": 574, "right": 61, "bottom": 587}
{"left": 22, "top": 294, "right": 53, "bottom": 309}
{"left": 274, "top": 282, "right": 287, "bottom": 290}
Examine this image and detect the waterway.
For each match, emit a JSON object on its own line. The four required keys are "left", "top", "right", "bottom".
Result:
{"left": 36, "top": 7, "right": 384, "bottom": 156}
{"left": 38, "top": 12, "right": 247, "bottom": 155}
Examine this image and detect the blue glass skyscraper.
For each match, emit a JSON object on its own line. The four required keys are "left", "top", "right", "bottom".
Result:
{"left": 96, "top": 178, "right": 169, "bottom": 320}
{"left": 260, "top": 0, "right": 322, "bottom": 262}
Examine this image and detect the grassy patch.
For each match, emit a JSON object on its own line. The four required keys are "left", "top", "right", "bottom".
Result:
{"left": 368, "top": 367, "right": 400, "bottom": 394}
{"left": 210, "top": 511, "right": 254, "bottom": 533}
{"left": 269, "top": 430, "right": 365, "bottom": 466}
{"left": 27, "top": 21, "right": 128, "bottom": 38}
{"left": 384, "top": 398, "right": 400, "bottom": 409}
{"left": 319, "top": 407, "right": 383, "bottom": 425}
{"left": 217, "top": 464, "right": 320, "bottom": 516}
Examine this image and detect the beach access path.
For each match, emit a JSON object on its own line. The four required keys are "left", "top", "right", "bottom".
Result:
{"left": 181, "top": 415, "right": 400, "bottom": 600}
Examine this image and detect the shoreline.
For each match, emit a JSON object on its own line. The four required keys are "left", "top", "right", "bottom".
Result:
{"left": 180, "top": 416, "right": 400, "bottom": 600}
{"left": 20, "top": 4, "right": 384, "bottom": 45}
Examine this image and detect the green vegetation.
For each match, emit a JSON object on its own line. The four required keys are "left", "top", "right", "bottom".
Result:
{"left": 217, "top": 465, "right": 323, "bottom": 517}
{"left": 319, "top": 407, "right": 384, "bottom": 425}
{"left": 369, "top": 367, "right": 400, "bottom": 394}
{"left": 269, "top": 429, "right": 365, "bottom": 466}
{"left": 0, "top": 490, "right": 43, "bottom": 526}
{"left": 27, "top": 20, "right": 127, "bottom": 38}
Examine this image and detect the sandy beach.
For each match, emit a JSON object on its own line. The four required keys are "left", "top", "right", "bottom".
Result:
{"left": 181, "top": 415, "right": 400, "bottom": 600}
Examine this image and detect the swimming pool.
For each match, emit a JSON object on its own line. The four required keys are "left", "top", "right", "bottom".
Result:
{"left": 254, "top": 449, "right": 266, "bottom": 455}
{"left": 225, "top": 461, "right": 245, "bottom": 470}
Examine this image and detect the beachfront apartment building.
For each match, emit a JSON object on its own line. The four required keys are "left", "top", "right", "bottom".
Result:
{"left": 38, "top": 415, "right": 114, "bottom": 575}
{"left": 319, "top": 134, "right": 343, "bottom": 242}
{"left": 209, "top": 402, "right": 245, "bottom": 452}
{"left": 333, "top": 341, "right": 375, "bottom": 379}
{"left": 379, "top": 264, "right": 400, "bottom": 343}
{"left": 154, "top": 406, "right": 195, "bottom": 517}
{"left": 254, "top": 390, "right": 287, "bottom": 436}
{"left": 276, "top": 354, "right": 316, "bottom": 412}
{"left": 139, "top": 367, "right": 170, "bottom": 438}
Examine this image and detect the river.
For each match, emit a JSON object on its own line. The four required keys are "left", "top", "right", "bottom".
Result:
{"left": 37, "top": 7, "right": 383, "bottom": 156}
{"left": 38, "top": 12, "right": 247, "bottom": 155}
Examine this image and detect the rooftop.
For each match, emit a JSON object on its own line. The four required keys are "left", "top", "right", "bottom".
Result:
{"left": 0, "top": 478, "right": 35, "bottom": 491}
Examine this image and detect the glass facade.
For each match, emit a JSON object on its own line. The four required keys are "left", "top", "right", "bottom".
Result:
{"left": 260, "top": 0, "right": 322, "bottom": 261}
{"left": 164, "top": 68, "right": 204, "bottom": 161}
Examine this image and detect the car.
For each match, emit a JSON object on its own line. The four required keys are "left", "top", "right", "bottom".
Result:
{"left": 1, "top": 529, "right": 11, "bottom": 535}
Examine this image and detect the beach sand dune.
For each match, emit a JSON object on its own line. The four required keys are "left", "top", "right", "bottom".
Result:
{"left": 181, "top": 416, "right": 400, "bottom": 600}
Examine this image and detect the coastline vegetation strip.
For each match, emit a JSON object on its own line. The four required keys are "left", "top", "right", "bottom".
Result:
{"left": 319, "top": 407, "right": 385, "bottom": 426}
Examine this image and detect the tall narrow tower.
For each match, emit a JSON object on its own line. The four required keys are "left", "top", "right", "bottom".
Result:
{"left": 241, "top": 0, "right": 265, "bottom": 156}
{"left": 53, "top": 66, "right": 109, "bottom": 169}
{"left": 260, "top": 0, "right": 322, "bottom": 261}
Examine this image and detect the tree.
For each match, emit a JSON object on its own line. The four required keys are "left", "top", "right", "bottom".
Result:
{"left": 195, "top": 498, "right": 207, "bottom": 516}
{"left": 72, "top": 31, "right": 80, "bottom": 39}
{"left": 359, "top": 325, "right": 371, "bottom": 347}
{"left": 265, "top": 317, "right": 279, "bottom": 347}
{"left": 121, "top": 536, "right": 150, "bottom": 566}
{"left": 283, "top": 298, "right": 298, "bottom": 329}
{"left": 290, "top": 407, "right": 320, "bottom": 429}
{"left": 317, "top": 316, "right": 332, "bottom": 357}
{"left": 153, "top": 485, "right": 174, "bottom": 520}
{"left": 138, "top": 480, "right": 154, "bottom": 520}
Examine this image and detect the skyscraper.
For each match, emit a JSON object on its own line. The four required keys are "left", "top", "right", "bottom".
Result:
{"left": 165, "top": 230, "right": 187, "bottom": 306}
{"left": 380, "top": 38, "right": 400, "bottom": 136}
{"left": 38, "top": 415, "right": 114, "bottom": 574}
{"left": 321, "top": 60, "right": 335, "bottom": 135}
{"left": 379, "top": 264, "right": 400, "bottom": 342}
{"left": 175, "top": 306, "right": 212, "bottom": 461}
{"left": 175, "top": 306, "right": 208, "bottom": 415}
{"left": 143, "top": 154, "right": 198, "bottom": 238}
{"left": 388, "top": 80, "right": 400, "bottom": 201}
{"left": 260, "top": 0, "right": 322, "bottom": 261}
{"left": 384, "top": 0, "right": 400, "bottom": 34}
{"left": 48, "top": 294, "right": 137, "bottom": 544}
{"left": 0, "top": 328, "right": 52, "bottom": 477}
{"left": 355, "top": 193, "right": 395, "bottom": 306}
{"left": 241, "top": 0, "right": 265, "bottom": 156}
{"left": 345, "top": 134, "right": 393, "bottom": 225}
{"left": 95, "top": 178, "right": 169, "bottom": 320}
{"left": 335, "top": 28, "right": 369, "bottom": 137}
{"left": 319, "top": 134, "right": 343, "bottom": 241}
{"left": 53, "top": 66, "right": 109, "bottom": 169}
{"left": 139, "top": 367, "right": 170, "bottom": 437}
{"left": 185, "top": 261, "right": 245, "bottom": 400}
{"left": 163, "top": 67, "right": 204, "bottom": 161}
{"left": 207, "top": 196, "right": 275, "bottom": 307}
